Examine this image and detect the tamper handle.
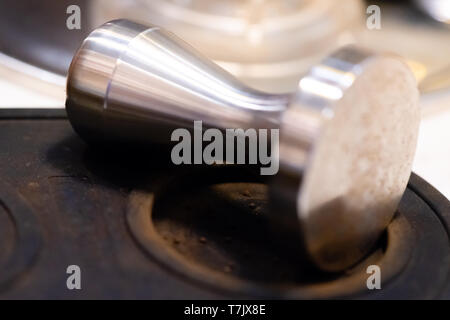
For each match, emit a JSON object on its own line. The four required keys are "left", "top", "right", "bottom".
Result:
{"left": 66, "top": 19, "right": 289, "bottom": 145}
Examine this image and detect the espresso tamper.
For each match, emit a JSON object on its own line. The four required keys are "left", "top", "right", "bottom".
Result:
{"left": 66, "top": 20, "right": 420, "bottom": 272}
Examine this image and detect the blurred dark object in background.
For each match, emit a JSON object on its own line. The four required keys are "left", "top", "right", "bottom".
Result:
{"left": 0, "top": 0, "right": 89, "bottom": 75}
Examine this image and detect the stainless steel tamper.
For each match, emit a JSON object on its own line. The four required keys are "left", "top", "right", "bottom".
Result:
{"left": 66, "top": 20, "right": 420, "bottom": 272}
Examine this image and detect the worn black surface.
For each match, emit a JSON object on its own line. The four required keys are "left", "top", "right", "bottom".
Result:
{"left": 0, "top": 113, "right": 448, "bottom": 299}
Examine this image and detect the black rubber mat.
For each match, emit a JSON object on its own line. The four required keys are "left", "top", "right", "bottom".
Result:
{"left": 0, "top": 109, "right": 448, "bottom": 299}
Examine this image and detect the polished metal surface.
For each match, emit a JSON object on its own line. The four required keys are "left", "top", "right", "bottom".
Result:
{"left": 66, "top": 20, "right": 420, "bottom": 271}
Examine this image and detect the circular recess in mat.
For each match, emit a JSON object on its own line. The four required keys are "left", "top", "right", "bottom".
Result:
{"left": 0, "top": 181, "right": 42, "bottom": 292}
{"left": 127, "top": 168, "right": 450, "bottom": 299}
